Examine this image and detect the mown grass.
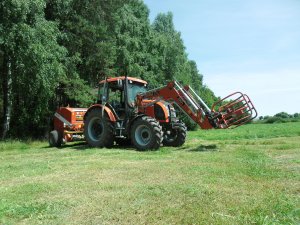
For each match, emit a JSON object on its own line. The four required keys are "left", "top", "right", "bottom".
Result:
{"left": 0, "top": 122, "right": 299, "bottom": 224}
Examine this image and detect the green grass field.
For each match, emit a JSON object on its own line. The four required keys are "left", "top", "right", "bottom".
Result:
{"left": 1, "top": 122, "right": 299, "bottom": 224}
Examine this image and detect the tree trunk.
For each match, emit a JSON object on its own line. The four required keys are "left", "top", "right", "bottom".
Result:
{"left": 1, "top": 53, "right": 12, "bottom": 139}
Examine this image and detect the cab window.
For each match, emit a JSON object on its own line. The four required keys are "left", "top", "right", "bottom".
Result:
{"left": 127, "top": 81, "right": 147, "bottom": 105}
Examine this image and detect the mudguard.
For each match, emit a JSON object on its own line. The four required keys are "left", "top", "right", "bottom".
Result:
{"left": 84, "top": 104, "right": 117, "bottom": 122}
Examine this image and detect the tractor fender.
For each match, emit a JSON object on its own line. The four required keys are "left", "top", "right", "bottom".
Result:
{"left": 84, "top": 104, "right": 117, "bottom": 122}
{"left": 155, "top": 101, "right": 170, "bottom": 122}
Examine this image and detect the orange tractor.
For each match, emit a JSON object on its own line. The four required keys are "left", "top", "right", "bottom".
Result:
{"left": 49, "top": 76, "right": 257, "bottom": 150}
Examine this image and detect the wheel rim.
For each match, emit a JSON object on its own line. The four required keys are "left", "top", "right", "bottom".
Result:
{"left": 135, "top": 124, "right": 152, "bottom": 146}
{"left": 88, "top": 117, "right": 104, "bottom": 142}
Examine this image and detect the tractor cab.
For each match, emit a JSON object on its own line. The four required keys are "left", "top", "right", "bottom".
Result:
{"left": 98, "top": 76, "right": 148, "bottom": 119}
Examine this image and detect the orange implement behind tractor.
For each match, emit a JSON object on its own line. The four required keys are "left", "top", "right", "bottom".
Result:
{"left": 49, "top": 76, "right": 257, "bottom": 150}
{"left": 49, "top": 107, "right": 87, "bottom": 147}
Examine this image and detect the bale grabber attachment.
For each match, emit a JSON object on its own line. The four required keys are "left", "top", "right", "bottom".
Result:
{"left": 211, "top": 92, "right": 257, "bottom": 129}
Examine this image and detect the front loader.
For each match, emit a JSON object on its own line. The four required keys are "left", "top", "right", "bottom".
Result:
{"left": 49, "top": 76, "right": 257, "bottom": 150}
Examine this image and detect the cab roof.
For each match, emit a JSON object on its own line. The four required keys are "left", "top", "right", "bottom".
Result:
{"left": 99, "top": 76, "right": 147, "bottom": 85}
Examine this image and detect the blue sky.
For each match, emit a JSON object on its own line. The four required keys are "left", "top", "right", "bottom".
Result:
{"left": 144, "top": 0, "right": 300, "bottom": 116}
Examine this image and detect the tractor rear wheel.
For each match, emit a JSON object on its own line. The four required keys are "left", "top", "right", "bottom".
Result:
{"left": 49, "top": 130, "right": 62, "bottom": 147}
{"left": 84, "top": 108, "right": 114, "bottom": 148}
{"left": 163, "top": 122, "right": 187, "bottom": 147}
{"left": 131, "top": 116, "right": 163, "bottom": 150}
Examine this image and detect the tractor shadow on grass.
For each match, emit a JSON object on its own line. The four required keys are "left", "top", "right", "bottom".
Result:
{"left": 188, "top": 144, "right": 218, "bottom": 152}
{"left": 45, "top": 142, "right": 218, "bottom": 152}
{"left": 43, "top": 142, "right": 88, "bottom": 150}
{"left": 46, "top": 142, "right": 137, "bottom": 151}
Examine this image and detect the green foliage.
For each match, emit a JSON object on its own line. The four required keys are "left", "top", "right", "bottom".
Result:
{"left": 258, "top": 112, "right": 300, "bottom": 124}
{"left": 0, "top": 53, "right": 3, "bottom": 119}
{"left": 45, "top": 0, "right": 119, "bottom": 84}
{"left": 57, "top": 78, "right": 94, "bottom": 107}
{"left": 113, "top": 1, "right": 151, "bottom": 78}
{"left": 265, "top": 117, "right": 285, "bottom": 124}
{"left": 180, "top": 115, "right": 198, "bottom": 131}
{"left": 1, "top": 0, "right": 67, "bottom": 137}
{"left": 275, "top": 112, "right": 291, "bottom": 119}
{"left": 152, "top": 12, "right": 186, "bottom": 82}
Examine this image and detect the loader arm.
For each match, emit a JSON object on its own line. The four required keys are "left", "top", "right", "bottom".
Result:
{"left": 136, "top": 81, "right": 257, "bottom": 129}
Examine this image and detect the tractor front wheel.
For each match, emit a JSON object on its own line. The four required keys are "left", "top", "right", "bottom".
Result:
{"left": 131, "top": 116, "right": 163, "bottom": 151}
{"left": 84, "top": 108, "right": 114, "bottom": 148}
{"left": 163, "top": 122, "right": 187, "bottom": 147}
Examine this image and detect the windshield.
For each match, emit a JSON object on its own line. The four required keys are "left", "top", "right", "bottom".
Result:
{"left": 127, "top": 82, "right": 147, "bottom": 105}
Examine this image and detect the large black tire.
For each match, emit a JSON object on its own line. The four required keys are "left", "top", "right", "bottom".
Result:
{"left": 131, "top": 116, "right": 163, "bottom": 151}
{"left": 84, "top": 108, "right": 114, "bottom": 148}
{"left": 163, "top": 122, "right": 187, "bottom": 147}
{"left": 49, "top": 130, "right": 62, "bottom": 147}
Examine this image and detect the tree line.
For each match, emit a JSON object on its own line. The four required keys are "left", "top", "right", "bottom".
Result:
{"left": 0, "top": 0, "right": 217, "bottom": 139}
{"left": 258, "top": 112, "right": 300, "bottom": 124}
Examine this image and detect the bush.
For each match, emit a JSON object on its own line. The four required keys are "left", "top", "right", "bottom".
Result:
{"left": 275, "top": 112, "right": 291, "bottom": 119}
{"left": 259, "top": 112, "right": 300, "bottom": 124}
{"left": 181, "top": 115, "right": 198, "bottom": 131}
{"left": 265, "top": 116, "right": 284, "bottom": 124}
